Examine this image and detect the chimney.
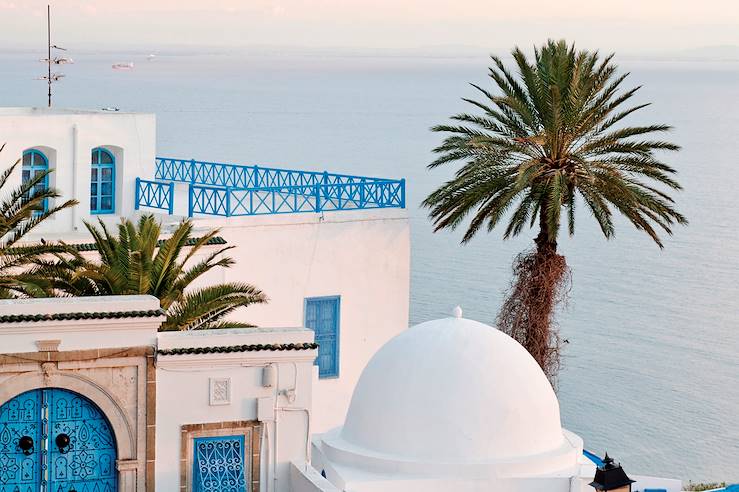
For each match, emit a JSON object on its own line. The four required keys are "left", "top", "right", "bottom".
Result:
{"left": 589, "top": 453, "right": 636, "bottom": 492}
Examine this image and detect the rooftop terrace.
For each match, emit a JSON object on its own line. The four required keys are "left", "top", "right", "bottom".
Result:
{"left": 135, "top": 157, "right": 406, "bottom": 217}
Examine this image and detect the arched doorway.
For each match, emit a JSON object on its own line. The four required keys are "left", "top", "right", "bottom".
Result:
{"left": 0, "top": 388, "right": 118, "bottom": 492}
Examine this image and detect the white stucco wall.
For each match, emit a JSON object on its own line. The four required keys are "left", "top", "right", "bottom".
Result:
{"left": 0, "top": 107, "right": 156, "bottom": 234}
{"left": 289, "top": 462, "right": 342, "bottom": 492}
{"left": 1, "top": 108, "right": 411, "bottom": 436}
{"left": 156, "top": 328, "right": 317, "bottom": 492}
{"left": 0, "top": 295, "right": 161, "bottom": 351}
{"left": 630, "top": 474, "right": 683, "bottom": 492}
{"left": 188, "top": 209, "right": 411, "bottom": 433}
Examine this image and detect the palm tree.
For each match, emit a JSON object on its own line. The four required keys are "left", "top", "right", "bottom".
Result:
{"left": 423, "top": 40, "right": 687, "bottom": 381}
{"left": 0, "top": 147, "right": 78, "bottom": 298}
{"left": 40, "top": 214, "right": 267, "bottom": 330}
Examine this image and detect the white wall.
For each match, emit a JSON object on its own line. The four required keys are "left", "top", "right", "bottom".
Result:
{"left": 0, "top": 107, "right": 411, "bottom": 436}
{"left": 631, "top": 474, "right": 683, "bottom": 492}
{"left": 289, "top": 462, "right": 341, "bottom": 492}
{"left": 0, "top": 295, "right": 160, "bottom": 351}
{"left": 156, "top": 328, "right": 317, "bottom": 492}
{"left": 0, "top": 107, "right": 156, "bottom": 234}
{"left": 188, "top": 209, "right": 411, "bottom": 433}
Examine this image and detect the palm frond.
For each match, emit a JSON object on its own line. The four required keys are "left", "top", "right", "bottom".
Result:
{"left": 424, "top": 39, "right": 686, "bottom": 248}
{"left": 48, "top": 213, "right": 267, "bottom": 330}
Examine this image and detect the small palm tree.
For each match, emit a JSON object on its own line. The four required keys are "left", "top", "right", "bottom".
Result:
{"left": 423, "top": 40, "right": 687, "bottom": 380}
{"left": 42, "top": 214, "right": 267, "bottom": 330}
{"left": 0, "top": 147, "right": 78, "bottom": 298}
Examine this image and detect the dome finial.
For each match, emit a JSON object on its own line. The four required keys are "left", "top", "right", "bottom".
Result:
{"left": 452, "top": 305, "right": 463, "bottom": 319}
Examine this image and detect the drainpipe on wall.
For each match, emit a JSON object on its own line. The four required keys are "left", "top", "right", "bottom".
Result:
{"left": 71, "top": 124, "right": 78, "bottom": 230}
{"left": 273, "top": 363, "right": 280, "bottom": 492}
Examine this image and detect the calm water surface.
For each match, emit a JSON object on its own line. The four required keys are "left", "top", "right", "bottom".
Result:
{"left": 1, "top": 50, "right": 737, "bottom": 482}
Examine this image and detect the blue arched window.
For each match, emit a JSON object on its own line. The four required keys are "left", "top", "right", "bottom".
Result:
{"left": 91, "top": 148, "right": 115, "bottom": 214}
{"left": 22, "top": 149, "right": 49, "bottom": 215}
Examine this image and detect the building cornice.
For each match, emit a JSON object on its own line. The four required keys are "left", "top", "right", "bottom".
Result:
{"left": 156, "top": 342, "right": 318, "bottom": 368}
{"left": 158, "top": 342, "right": 318, "bottom": 356}
{"left": 0, "top": 309, "right": 166, "bottom": 324}
{"left": 67, "top": 236, "right": 227, "bottom": 252}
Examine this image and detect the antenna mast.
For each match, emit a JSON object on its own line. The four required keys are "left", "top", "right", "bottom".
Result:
{"left": 39, "top": 4, "right": 72, "bottom": 108}
{"left": 47, "top": 5, "right": 51, "bottom": 107}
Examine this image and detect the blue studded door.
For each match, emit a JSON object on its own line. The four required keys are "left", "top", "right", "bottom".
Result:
{"left": 0, "top": 390, "right": 41, "bottom": 492}
{"left": 0, "top": 389, "right": 118, "bottom": 492}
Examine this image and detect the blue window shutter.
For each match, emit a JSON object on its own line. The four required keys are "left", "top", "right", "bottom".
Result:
{"left": 22, "top": 149, "right": 49, "bottom": 216}
{"left": 305, "top": 296, "right": 340, "bottom": 378}
{"left": 193, "top": 435, "right": 247, "bottom": 492}
{"left": 91, "top": 148, "right": 116, "bottom": 214}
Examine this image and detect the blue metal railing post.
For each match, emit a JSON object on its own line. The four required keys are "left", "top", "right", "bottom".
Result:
{"left": 225, "top": 187, "right": 232, "bottom": 217}
{"left": 359, "top": 178, "right": 366, "bottom": 208}
{"left": 188, "top": 184, "right": 194, "bottom": 218}
{"left": 168, "top": 182, "right": 175, "bottom": 215}
{"left": 134, "top": 177, "right": 141, "bottom": 210}
{"left": 190, "top": 159, "right": 195, "bottom": 183}
{"left": 254, "top": 165, "right": 259, "bottom": 188}
{"left": 400, "top": 179, "right": 406, "bottom": 208}
{"left": 314, "top": 184, "right": 321, "bottom": 212}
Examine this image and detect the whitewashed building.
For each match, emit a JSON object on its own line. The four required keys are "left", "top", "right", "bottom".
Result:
{"left": 0, "top": 106, "right": 410, "bottom": 433}
{"left": 0, "top": 297, "right": 684, "bottom": 492}
{"left": 0, "top": 295, "right": 317, "bottom": 492}
{"left": 304, "top": 308, "right": 683, "bottom": 492}
{"left": 0, "top": 107, "right": 687, "bottom": 492}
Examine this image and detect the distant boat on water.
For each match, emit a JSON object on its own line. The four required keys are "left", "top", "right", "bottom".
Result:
{"left": 112, "top": 62, "right": 134, "bottom": 70}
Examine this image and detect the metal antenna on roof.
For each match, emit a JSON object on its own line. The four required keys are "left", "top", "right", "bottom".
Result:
{"left": 37, "top": 5, "right": 73, "bottom": 107}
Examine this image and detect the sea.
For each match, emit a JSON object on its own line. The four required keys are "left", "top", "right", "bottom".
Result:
{"left": 1, "top": 48, "right": 738, "bottom": 483}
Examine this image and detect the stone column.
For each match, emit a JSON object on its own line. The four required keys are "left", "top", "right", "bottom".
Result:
{"left": 117, "top": 459, "right": 140, "bottom": 492}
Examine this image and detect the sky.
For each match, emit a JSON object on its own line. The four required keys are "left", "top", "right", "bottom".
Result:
{"left": 2, "top": 0, "right": 739, "bottom": 54}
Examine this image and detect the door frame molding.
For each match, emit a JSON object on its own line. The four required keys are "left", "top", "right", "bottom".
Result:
{"left": 0, "top": 348, "right": 153, "bottom": 492}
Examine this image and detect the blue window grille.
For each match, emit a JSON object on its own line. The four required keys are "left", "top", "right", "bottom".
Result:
{"left": 305, "top": 296, "right": 340, "bottom": 378}
{"left": 193, "top": 435, "right": 246, "bottom": 492}
{"left": 21, "top": 149, "right": 49, "bottom": 216}
{"left": 91, "top": 148, "right": 115, "bottom": 214}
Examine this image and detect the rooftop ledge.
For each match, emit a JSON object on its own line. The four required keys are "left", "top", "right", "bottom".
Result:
{"left": 0, "top": 295, "right": 161, "bottom": 317}
{"left": 136, "top": 157, "right": 406, "bottom": 218}
{"left": 0, "top": 106, "right": 143, "bottom": 116}
{"left": 157, "top": 327, "right": 315, "bottom": 351}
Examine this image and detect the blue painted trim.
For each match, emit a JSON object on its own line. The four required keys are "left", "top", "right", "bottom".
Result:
{"left": 304, "top": 295, "right": 341, "bottom": 379}
{"left": 22, "top": 149, "right": 50, "bottom": 216}
{"left": 135, "top": 179, "right": 174, "bottom": 212}
{"left": 147, "top": 157, "right": 407, "bottom": 218}
{"left": 400, "top": 178, "right": 406, "bottom": 208}
{"left": 134, "top": 177, "right": 141, "bottom": 210}
{"left": 90, "top": 147, "right": 116, "bottom": 215}
{"left": 155, "top": 156, "right": 396, "bottom": 185}
{"left": 192, "top": 434, "right": 246, "bottom": 492}
{"left": 583, "top": 449, "right": 604, "bottom": 467}
{"left": 168, "top": 181, "right": 175, "bottom": 215}
{"left": 188, "top": 183, "right": 193, "bottom": 217}
{"left": 0, "top": 388, "right": 118, "bottom": 491}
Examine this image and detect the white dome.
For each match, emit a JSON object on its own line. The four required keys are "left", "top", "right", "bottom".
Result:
{"left": 335, "top": 311, "right": 567, "bottom": 464}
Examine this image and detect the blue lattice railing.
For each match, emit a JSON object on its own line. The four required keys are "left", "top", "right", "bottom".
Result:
{"left": 154, "top": 157, "right": 391, "bottom": 189}
{"left": 135, "top": 178, "right": 174, "bottom": 214}
{"left": 137, "top": 157, "right": 406, "bottom": 217}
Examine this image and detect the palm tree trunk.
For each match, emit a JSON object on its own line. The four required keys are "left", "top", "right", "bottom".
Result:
{"left": 497, "top": 209, "right": 568, "bottom": 385}
{"left": 534, "top": 206, "right": 558, "bottom": 255}
{"left": 521, "top": 213, "right": 564, "bottom": 381}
